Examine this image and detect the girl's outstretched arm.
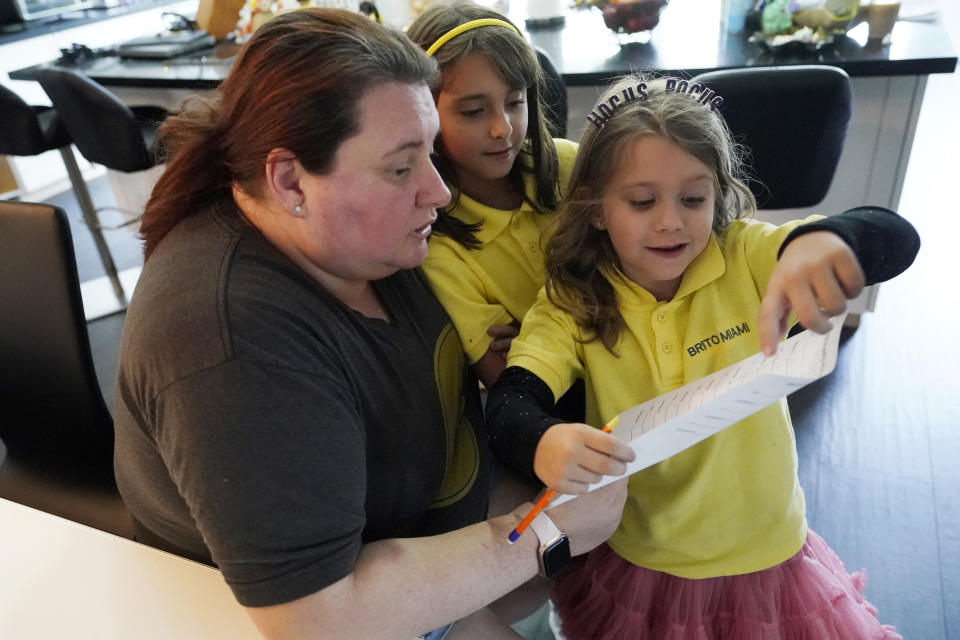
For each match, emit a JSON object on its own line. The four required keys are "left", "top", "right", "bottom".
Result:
{"left": 758, "top": 206, "right": 920, "bottom": 355}
{"left": 487, "top": 367, "right": 634, "bottom": 494}
{"left": 758, "top": 231, "right": 863, "bottom": 354}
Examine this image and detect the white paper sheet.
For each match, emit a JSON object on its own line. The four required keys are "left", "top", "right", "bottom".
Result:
{"left": 550, "top": 315, "right": 846, "bottom": 506}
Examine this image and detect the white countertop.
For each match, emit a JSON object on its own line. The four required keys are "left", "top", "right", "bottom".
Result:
{"left": 0, "top": 498, "right": 262, "bottom": 639}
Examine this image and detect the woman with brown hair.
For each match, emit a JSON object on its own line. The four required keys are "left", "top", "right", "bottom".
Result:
{"left": 113, "top": 8, "right": 626, "bottom": 639}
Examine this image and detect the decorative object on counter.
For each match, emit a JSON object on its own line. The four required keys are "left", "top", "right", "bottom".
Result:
{"left": 599, "top": 0, "right": 668, "bottom": 45}
{"left": 361, "top": 0, "right": 408, "bottom": 27}
{"left": 723, "top": 0, "right": 754, "bottom": 33}
{"left": 527, "top": 0, "right": 566, "bottom": 28}
{"left": 234, "top": 0, "right": 387, "bottom": 38}
{"left": 197, "top": 0, "right": 248, "bottom": 38}
{"left": 359, "top": 0, "right": 381, "bottom": 20}
{"left": 749, "top": 0, "right": 861, "bottom": 50}
{"left": 235, "top": 0, "right": 304, "bottom": 38}
{"left": 56, "top": 43, "right": 96, "bottom": 65}
{"left": 865, "top": 0, "right": 900, "bottom": 43}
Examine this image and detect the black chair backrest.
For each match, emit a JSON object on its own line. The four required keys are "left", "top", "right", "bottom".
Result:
{"left": 536, "top": 48, "right": 568, "bottom": 139}
{"left": 34, "top": 67, "right": 154, "bottom": 173}
{"left": 0, "top": 201, "right": 115, "bottom": 478}
{"left": 0, "top": 84, "right": 56, "bottom": 157}
{"left": 691, "top": 65, "right": 853, "bottom": 210}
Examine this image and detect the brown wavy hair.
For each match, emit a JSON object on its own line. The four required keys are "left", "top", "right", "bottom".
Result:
{"left": 139, "top": 9, "right": 438, "bottom": 260}
{"left": 545, "top": 74, "right": 756, "bottom": 351}
{"left": 406, "top": 1, "right": 560, "bottom": 250}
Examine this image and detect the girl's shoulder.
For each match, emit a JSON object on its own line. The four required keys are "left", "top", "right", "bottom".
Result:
{"left": 554, "top": 137, "right": 579, "bottom": 159}
{"left": 717, "top": 215, "right": 826, "bottom": 262}
{"left": 721, "top": 215, "right": 824, "bottom": 239}
{"left": 553, "top": 137, "right": 579, "bottom": 197}
{"left": 525, "top": 285, "right": 581, "bottom": 332}
{"left": 717, "top": 218, "right": 767, "bottom": 242}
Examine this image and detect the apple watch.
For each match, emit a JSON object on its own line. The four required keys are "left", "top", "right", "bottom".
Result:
{"left": 529, "top": 511, "right": 571, "bottom": 579}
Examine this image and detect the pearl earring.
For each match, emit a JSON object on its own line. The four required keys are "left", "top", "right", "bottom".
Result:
{"left": 294, "top": 204, "right": 302, "bottom": 214}
{"left": 592, "top": 218, "right": 606, "bottom": 230}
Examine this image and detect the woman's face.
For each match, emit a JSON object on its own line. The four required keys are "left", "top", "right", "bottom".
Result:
{"left": 294, "top": 82, "right": 451, "bottom": 284}
{"left": 435, "top": 52, "right": 529, "bottom": 196}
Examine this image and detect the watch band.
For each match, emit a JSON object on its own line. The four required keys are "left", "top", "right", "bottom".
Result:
{"left": 529, "top": 511, "right": 563, "bottom": 546}
{"left": 528, "top": 510, "right": 571, "bottom": 578}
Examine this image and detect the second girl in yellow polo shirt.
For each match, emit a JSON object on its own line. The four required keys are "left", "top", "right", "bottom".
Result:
{"left": 407, "top": 1, "right": 577, "bottom": 387}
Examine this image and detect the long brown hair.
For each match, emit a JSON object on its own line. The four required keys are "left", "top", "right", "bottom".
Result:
{"left": 406, "top": 0, "right": 560, "bottom": 250}
{"left": 546, "top": 74, "right": 756, "bottom": 351}
{"left": 140, "top": 9, "right": 437, "bottom": 260}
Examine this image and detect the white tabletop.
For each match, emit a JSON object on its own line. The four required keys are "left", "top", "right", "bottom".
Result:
{"left": 0, "top": 498, "right": 262, "bottom": 639}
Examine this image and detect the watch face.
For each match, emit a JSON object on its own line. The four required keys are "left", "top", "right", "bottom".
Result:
{"left": 540, "top": 536, "right": 571, "bottom": 579}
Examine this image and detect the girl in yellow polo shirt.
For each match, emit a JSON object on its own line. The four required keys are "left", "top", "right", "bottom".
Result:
{"left": 487, "top": 74, "right": 919, "bottom": 639}
{"left": 407, "top": 2, "right": 578, "bottom": 388}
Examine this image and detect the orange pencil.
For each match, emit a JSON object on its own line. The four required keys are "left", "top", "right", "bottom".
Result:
{"left": 507, "top": 415, "right": 620, "bottom": 543}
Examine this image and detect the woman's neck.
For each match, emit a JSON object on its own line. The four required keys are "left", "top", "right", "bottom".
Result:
{"left": 321, "top": 278, "right": 390, "bottom": 321}
{"left": 234, "top": 190, "right": 390, "bottom": 321}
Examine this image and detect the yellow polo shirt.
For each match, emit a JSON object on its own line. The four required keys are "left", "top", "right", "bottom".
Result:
{"left": 508, "top": 215, "right": 823, "bottom": 578}
{"left": 421, "top": 138, "right": 578, "bottom": 364}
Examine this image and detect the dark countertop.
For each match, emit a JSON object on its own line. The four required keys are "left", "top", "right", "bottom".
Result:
{"left": 0, "top": 0, "right": 185, "bottom": 46}
{"left": 10, "top": 39, "right": 240, "bottom": 89}
{"left": 8, "top": 0, "right": 957, "bottom": 89}
{"left": 526, "top": 0, "right": 957, "bottom": 85}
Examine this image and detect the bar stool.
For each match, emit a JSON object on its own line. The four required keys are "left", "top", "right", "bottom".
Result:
{"left": 690, "top": 65, "right": 853, "bottom": 210}
{"left": 691, "top": 65, "right": 870, "bottom": 322}
{"left": 0, "top": 83, "right": 126, "bottom": 303}
{"left": 33, "top": 68, "right": 168, "bottom": 306}
{"left": 536, "top": 47, "right": 568, "bottom": 139}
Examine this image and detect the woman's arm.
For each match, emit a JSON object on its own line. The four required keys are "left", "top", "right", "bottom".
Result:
{"left": 243, "top": 480, "right": 628, "bottom": 640}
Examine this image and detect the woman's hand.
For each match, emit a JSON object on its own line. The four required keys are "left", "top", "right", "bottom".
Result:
{"left": 474, "top": 324, "right": 520, "bottom": 388}
{"left": 487, "top": 324, "right": 519, "bottom": 357}
{"left": 758, "top": 231, "right": 864, "bottom": 355}
{"left": 533, "top": 423, "right": 635, "bottom": 494}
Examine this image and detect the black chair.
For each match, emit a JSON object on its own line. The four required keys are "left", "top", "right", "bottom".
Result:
{"left": 34, "top": 67, "right": 168, "bottom": 303}
{"left": 0, "top": 83, "right": 71, "bottom": 157}
{"left": 691, "top": 65, "right": 853, "bottom": 209}
{"left": 0, "top": 201, "right": 133, "bottom": 538}
{"left": 536, "top": 47, "right": 568, "bottom": 139}
{"left": 0, "top": 83, "right": 127, "bottom": 303}
{"left": 34, "top": 68, "right": 165, "bottom": 174}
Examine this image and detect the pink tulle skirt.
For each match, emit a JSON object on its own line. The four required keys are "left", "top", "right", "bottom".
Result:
{"left": 552, "top": 530, "right": 901, "bottom": 640}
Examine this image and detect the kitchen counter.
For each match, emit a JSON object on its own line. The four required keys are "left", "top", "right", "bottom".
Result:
{"left": 8, "top": 1, "right": 957, "bottom": 89}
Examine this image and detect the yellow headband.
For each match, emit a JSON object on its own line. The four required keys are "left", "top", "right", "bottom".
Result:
{"left": 425, "top": 18, "right": 521, "bottom": 57}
